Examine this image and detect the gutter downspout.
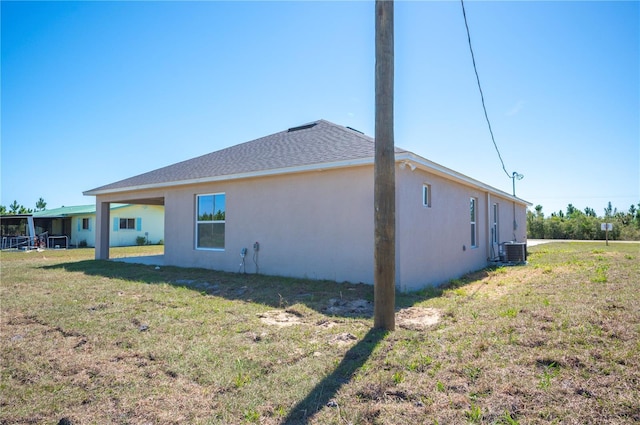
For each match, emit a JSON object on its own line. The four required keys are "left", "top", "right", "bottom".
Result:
{"left": 513, "top": 200, "right": 517, "bottom": 242}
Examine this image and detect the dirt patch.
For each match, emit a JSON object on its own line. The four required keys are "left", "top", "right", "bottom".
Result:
{"left": 323, "top": 298, "right": 373, "bottom": 316}
{"left": 316, "top": 319, "right": 339, "bottom": 328}
{"left": 396, "top": 307, "right": 441, "bottom": 330}
{"left": 257, "top": 310, "right": 303, "bottom": 327}
{"left": 329, "top": 332, "right": 358, "bottom": 345}
{"left": 259, "top": 303, "right": 441, "bottom": 331}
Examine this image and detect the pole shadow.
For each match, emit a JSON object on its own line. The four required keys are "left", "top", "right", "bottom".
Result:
{"left": 282, "top": 328, "right": 388, "bottom": 424}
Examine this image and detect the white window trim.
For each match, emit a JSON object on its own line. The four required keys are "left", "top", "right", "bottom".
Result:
{"left": 492, "top": 203, "right": 499, "bottom": 245}
{"left": 470, "top": 197, "right": 478, "bottom": 248}
{"left": 422, "top": 184, "right": 431, "bottom": 208}
{"left": 195, "top": 192, "right": 226, "bottom": 251}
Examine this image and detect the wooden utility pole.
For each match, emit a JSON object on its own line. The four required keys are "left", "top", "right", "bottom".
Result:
{"left": 374, "top": 0, "right": 395, "bottom": 331}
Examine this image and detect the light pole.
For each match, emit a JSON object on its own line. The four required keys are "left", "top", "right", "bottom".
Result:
{"left": 511, "top": 171, "right": 523, "bottom": 197}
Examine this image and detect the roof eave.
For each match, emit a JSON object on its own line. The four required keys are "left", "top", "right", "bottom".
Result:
{"left": 397, "top": 152, "right": 532, "bottom": 206}
{"left": 83, "top": 157, "right": 375, "bottom": 197}
{"left": 84, "top": 151, "right": 531, "bottom": 208}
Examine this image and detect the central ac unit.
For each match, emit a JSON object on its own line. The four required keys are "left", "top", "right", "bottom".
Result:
{"left": 503, "top": 242, "right": 527, "bottom": 263}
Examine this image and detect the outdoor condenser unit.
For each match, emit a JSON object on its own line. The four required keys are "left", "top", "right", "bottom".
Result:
{"left": 503, "top": 242, "right": 527, "bottom": 263}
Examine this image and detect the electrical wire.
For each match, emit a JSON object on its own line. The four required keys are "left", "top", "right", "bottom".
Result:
{"left": 239, "top": 255, "right": 246, "bottom": 274}
{"left": 460, "top": 0, "right": 511, "bottom": 180}
{"left": 253, "top": 250, "right": 259, "bottom": 274}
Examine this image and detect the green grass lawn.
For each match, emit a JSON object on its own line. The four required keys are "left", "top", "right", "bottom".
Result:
{"left": 1, "top": 243, "right": 638, "bottom": 424}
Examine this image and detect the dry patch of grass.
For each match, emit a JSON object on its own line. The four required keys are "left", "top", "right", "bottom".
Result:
{"left": 1, "top": 243, "right": 639, "bottom": 424}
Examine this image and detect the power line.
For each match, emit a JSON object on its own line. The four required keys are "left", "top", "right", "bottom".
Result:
{"left": 460, "top": 0, "right": 511, "bottom": 180}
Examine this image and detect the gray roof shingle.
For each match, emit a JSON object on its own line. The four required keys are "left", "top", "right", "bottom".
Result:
{"left": 85, "top": 119, "right": 406, "bottom": 194}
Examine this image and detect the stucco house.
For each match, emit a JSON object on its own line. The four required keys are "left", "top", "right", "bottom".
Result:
{"left": 84, "top": 120, "right": 530, "bottom": 291}
{"left": 33, "top": 204, "right": 164, "bottom": 248}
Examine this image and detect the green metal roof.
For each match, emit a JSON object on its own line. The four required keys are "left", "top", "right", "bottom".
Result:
{"left": 33, "top": 204, "right": 129, "bottom": 218}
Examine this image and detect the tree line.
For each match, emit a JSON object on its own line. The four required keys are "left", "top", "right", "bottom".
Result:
{"left": 527, "top": 201, "right": 640, "bottom": 241}
{"left": 0, "top": 198, "right": 47, "bottom": 215}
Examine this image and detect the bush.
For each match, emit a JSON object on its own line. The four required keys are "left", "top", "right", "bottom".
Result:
{"left": 135, "top": 236, "right": 147, "bottom": 246}
{"left": 78, "top": 240, "right": 87, "bottom": 248}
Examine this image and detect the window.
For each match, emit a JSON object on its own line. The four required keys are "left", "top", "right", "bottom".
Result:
{"left": 119, "top": 218, "right": 136, "bottom": 230}
{"left": 470, "top": 197, "right": 478, "bottom": 248}
{"left": 196, "top": 193, "right": 226, "bottom": 250}
{"left": 422, "top": 184, "right": 431, "bottom": 207}
{"left": 82, "top": 218, "right": 90, "bottom": 230}
{"left": 492, "top": 203, "right": 499, "bottom": 244}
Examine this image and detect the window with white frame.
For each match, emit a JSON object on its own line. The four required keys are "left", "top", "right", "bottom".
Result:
{"left": 82, "top": 218, "right": 90, "bottom": 230}
{"left": 422, "top": 184, "right": 431, "bottom": 207}
{"left": 492, "top": 203, "right": 499, "bottom": 244}
{"left": 196, "top": 193, "right": 226, "bottom": 250}
{"left": 470, "top": 197, "right": 478, "bottom": 248}
{"left": 119, "top": 218, "right": 136, "bottom": 230}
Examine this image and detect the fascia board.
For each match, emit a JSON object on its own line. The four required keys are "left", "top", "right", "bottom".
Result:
{"left": 83, "top": 151, "right": 531, "bottom": 208}
{"left": 83, "top": 157, "right": 375, "bottom": 197}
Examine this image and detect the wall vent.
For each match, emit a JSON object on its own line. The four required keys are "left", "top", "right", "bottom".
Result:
{"left": 287, "top": 122, "right": 317, "bottom": 132}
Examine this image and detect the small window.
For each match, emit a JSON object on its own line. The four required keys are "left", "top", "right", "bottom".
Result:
{"left": 196, "top": 193, "right": 226, "bottom": 250}
{"left": 119, "top": 218, "right": 136, "bottom": 230}
{"left": 82, "top": 218, "right": 90, "bottom": 230}
{"left": 422, "top": 184, "right": 431, "bottom": 207}
{"left": 470, "top": 197, "right": 478, "bottom": 248}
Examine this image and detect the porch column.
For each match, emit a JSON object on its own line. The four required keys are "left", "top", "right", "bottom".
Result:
{"left": 95, "top": 201, "right": 110, "bottom": 260}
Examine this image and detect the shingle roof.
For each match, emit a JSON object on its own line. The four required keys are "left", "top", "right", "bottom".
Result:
{"left": 85, "top": 120, "right": 406, "bottom": 194}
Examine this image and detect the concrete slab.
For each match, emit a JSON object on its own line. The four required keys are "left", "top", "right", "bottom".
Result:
{"left": 111, "top": 255, "right": 165, "bottom": 266}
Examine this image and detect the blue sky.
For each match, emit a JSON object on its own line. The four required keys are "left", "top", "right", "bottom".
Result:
{"left": 2, "top": 1, "right": 638, "bottom": 217}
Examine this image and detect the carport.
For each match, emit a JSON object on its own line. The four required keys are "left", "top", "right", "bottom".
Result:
{"left": 86, "top": 193, "right": 165, "bottom": 261}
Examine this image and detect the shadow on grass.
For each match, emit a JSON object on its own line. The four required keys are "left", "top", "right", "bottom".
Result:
{"left": 283, "top": 328, "right": 388, "bottom": 425}
{"left": 43, "top": 259, "right": 440, "bottom": 319}
{"left": 40, "top": 258, "right": 501, "bottom": 423}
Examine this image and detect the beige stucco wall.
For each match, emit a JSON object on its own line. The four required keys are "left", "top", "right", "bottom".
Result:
{"left": 162, "top": 166, "right": 375, "bottom": 283}
{"left": 93, "top": 164, "right": 528, "bottom": 291}
{"left": 396, "top": 166, "right": 486, "bottom": 290}
{"left": 395, "top": 166, "right": 528, "bottom": 291}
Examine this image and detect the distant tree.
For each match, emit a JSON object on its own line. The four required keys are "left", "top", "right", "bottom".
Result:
{"left": 18, "top": 205, "right": 33, "bottom": 214}
{"left": 527, "top": 205, "right": 545, "bottom": 238}
{"left": 0, "top": 205, "right": 6, "bottom": 215}
{"left": 527, "top": 201, "right": 640, "bottom": 241}
{"left": 615, "top": 211, "right": 630, "bottom": 226}
{"left": 566, "top": 212, "right": 597, "bottom": 240}
{"left": 604, "top": 201, "right": 616, "bottom": 218}
{"left": 9, "top": 200, "right": 20, "bottom": 214}
{"left": 545, "top": 215, "right": 566, "bottom": 239}
{"left": 35, "top": 198, "right": 47, "bottom": 211}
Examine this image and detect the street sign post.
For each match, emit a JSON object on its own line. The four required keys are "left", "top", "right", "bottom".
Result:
{"left": 601, "top": 223, "right": 613, "bottom": 246}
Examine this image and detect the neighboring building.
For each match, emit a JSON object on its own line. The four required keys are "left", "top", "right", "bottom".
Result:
{"left": 33, "top": 204, "right": 164, "bottom": 248}
{"left": 84, "top": 120, "right": 530, "bottom": 291}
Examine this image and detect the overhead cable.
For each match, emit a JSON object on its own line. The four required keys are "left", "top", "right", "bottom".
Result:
{"left": 460, "top": 0, "right": 512, "bottom": 179}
